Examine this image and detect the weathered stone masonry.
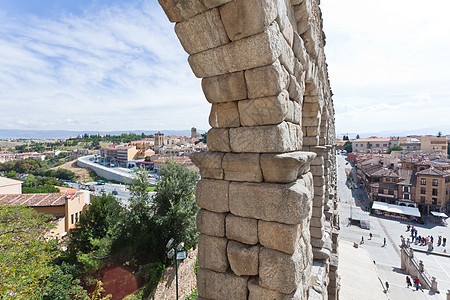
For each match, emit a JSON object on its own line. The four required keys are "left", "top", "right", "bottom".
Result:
{"left": 158, "top": 0, "right": 338, "bottom": 299}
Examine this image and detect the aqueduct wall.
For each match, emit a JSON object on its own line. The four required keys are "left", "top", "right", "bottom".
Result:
{"left": 158, "top": 0, "right": 338, "bottom": 299}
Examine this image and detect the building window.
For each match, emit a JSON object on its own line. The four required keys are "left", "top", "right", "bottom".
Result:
{"left": 432, "top": 189, "right": 438, "bottom": 196}
{"left": 432, "top": 198, "right": 437, "bottom": 205}
{"left": 432, "top": 179, "right": 438, "bottom": 186}
{"left": 404, "top": 194, "right": 410, "bottom": 200}
{"left": 386, "top": 178, "right": 390, "bottom": 182}
{"left": 420, "top": 196, "right": 425, "bottom": 203}
{"left": 71, "top": 214, "right": 74, "bottom": 224}
{"left": 403, "top": 186, "right": 410, "bottom": 193}
{"left": 378, "top": 188, "right": 384, "bottom": 194}
{"left": 392, "top": 179, "right": 397, "bottom": 182}
{"left": 376, "top": 144, "right": 380, "bottom": 147}
{"left": 420, "top": 187, "right": 426, "bottom": 194}
{"left": 421, "top": 178, "right": 426, "bottom": 185}
{"left": 355, "top": 144, "right": 358, "bottom": 147}
{"left": 383, "top": 144, "right": 387, "bottom": 147}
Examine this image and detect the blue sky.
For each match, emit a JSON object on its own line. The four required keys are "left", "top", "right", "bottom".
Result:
{"left": 0, "top": 0, "right": 449, "bottom": 136}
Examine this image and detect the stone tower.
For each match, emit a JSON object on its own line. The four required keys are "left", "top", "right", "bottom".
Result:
{"left": 158, "top": 0, "right": 339, "bottom": 299}
{"left": 154, "top": 132, "right": 165, "bottom": 154}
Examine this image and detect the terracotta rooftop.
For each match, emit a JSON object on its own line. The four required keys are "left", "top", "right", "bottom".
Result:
{"left": 416, "top": 168, "right": 449, "bottom": 177}
{"left": 0, "top": 192, "right": 81, "bottom": 207}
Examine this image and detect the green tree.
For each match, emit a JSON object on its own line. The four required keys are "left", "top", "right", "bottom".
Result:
{"left": 152, "top": 159, "right": 199, "bottom": 259}
{"left": 344, "top": 141, "right": 353, "bottom": 153}
{"left": 387, "top": 145, "right": 403, "bottom": 154}
{"left": 356, "top": 134, "right": 360, "bottom": 139}
{"left": 342, "top": 135, "right": 349, "bottom": 141}
{"left": 437, "top": 131, "right": 442, "bottom": 137}
{"left": 0, "top": 204, "right": 56, "bottom": 299}
{"left": 144, "top": 156, "right": 151, "bottom": 162}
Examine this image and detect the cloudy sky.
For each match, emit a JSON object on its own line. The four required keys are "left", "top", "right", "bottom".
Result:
{"left": 0, "top": 0, "right": 449, "bottom": 136}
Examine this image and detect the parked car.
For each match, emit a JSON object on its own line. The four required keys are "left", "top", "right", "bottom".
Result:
{"left": 111, "top": 190, "right": 118, "bottom": 195}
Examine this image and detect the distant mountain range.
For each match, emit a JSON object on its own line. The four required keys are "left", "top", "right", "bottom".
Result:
{"left": 0, "top": 129, "right": 206, "bottom": 139}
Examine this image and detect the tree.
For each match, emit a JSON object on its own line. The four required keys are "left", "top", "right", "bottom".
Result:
{"left": 152, "top": 159, "right": 199, "bottom": 259}
{"left": 342, "top": 135, "right": 349, "bottom": 141}
{"left": 0, "top": 204, "right": 56, "bottom": 299}
{"left": 387, "top": 145, "right": 403, "bottom": 154}
{"left": 356, "top": 134, "right": 360, "bottom": 139}
{"left": 344, "top": 141, "right": 353, "bottom": 153}
{"left": 437, "top": 131, "right": 442, "bottom": 137}
{"left": 144, "top": 156, "right": 151, "bottom": 162}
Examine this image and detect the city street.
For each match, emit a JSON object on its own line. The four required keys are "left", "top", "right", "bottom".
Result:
{"left": 336, "top": 154, "right": 450, "bottom": 298}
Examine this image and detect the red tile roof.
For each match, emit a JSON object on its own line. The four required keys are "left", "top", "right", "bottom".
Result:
{"left": 0, "top": 192, "right": 82, "bottom": 207}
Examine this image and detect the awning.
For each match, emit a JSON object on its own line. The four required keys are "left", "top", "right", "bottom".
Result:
{"left": 431, "top": 211, "right": 448, "bottom": 218}
{"left": 372, "top": 201, "right": 421, "bottom": 217}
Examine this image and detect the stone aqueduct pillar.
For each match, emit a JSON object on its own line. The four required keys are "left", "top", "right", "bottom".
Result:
{"left": 158, "top": 0, "right": 339, "bottom": 299}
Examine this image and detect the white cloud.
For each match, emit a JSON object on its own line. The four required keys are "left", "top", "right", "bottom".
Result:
{"left": 322, "top": 0, "right": 450, "bottom": 135}
{"left": 0, "top": 1, "right": 210, "bottom": 131}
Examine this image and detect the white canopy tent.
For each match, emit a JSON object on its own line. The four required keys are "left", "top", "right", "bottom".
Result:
{"left": 372, "top": 201, "right": 421, "bottom": 217}
{"left": 431, "top": 211, "right": 448, "bottom": 218}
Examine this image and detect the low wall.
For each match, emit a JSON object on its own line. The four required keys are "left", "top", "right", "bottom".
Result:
{"left": 77, "top": 156, "right": 134, "bottom": 184}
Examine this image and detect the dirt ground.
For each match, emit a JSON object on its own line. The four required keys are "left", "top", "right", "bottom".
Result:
{"left": 51, "top": 159, "right": 92, "bottom": 181}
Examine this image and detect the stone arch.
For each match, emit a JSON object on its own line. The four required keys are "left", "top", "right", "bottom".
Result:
{"left": 158, "top": 0, "right": 339, "bottom": 299}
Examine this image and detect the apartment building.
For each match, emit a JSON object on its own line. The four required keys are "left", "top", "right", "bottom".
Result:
{"left": 420, "top": 136, "right": 448, "bottom": 153}
{"left": 0, "top": 150, "right": 15, "bottom": 163}
{"left": 415, "top": 168, "right": 450, "bottom": 215}
{"left": 0, "top": 191, "right": 86, "bottom": 237}
{"left": 351, "top": 137, "right": 391, "bottom": 153}
{"left": 355, "top": 152, "right": 450, "bottom": 214}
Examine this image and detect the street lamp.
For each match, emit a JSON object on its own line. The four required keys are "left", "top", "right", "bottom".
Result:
{"left": 166, "top": 238, "right": 187, "bottom": 300}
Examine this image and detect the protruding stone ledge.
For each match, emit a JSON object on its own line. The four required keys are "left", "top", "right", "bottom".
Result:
{"left": 196, "top": 179, "right": 229, "bottom": 212}
{"left": 197, "top": 209, "right": 226, "bottom": 237}
{"left": 190, "top": 151, "right": 224, "bottom": 179}
{"left": 258, "top": 220, "right": 302, "bottom": 255}
{"left": 188, "top": 22, "right": 282, "bottom": 78}
{"left": 222, "top": 153, "right": 262, "bottom": 182}
{"left": 229, "top": 178, "right": 311, "bottom": 225}
{"left": 260, "top": 151, "right": 315, "bottom": 183}
{"left": 230, "top": 122, "right": 301, "bottom": 153}
{"left": 202, "top": 71, "right": 247, "bottom": 103}
{"left": 226, "top": 214, "right": 258, "bottom": 245}
{"left": 197, "top": 268, "right": 249, "bottom": 300}
{"left": 198, "top": 234, "right": 229, "bottom": 272}
{"left": 227, "top": 240, "right": 259, "bottom": 276}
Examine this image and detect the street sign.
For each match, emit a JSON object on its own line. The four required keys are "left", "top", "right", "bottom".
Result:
{"left": 176, "top": 251, "right": 187, "bottom": 260}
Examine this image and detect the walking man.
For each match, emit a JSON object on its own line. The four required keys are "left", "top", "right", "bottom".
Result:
{"left": 414, "top": 277, "right": 420, "bottom": 291}
{"left": 383, "top": 237, "right": 386, "bottom": 247}
{"left": 406, "top": 276, "right": 412, "bottom": 288}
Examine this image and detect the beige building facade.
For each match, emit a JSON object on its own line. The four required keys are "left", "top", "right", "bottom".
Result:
{"left": 420, "top": 136, "right": 448, "bottom": 153}
{"left": 0, "top": 176, "right": 22, "bottom": 194}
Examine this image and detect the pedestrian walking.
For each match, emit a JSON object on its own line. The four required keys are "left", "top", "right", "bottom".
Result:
{"left": 369, "top": 233, "right": 373, "bottom": 240}
{"left": 383, "top": 237, "right": 386, "bottom": 247}
{"left": 406, "top": 276, "right": 412, "bottom": 288}
{"left": 385, "top": 281, "right": 389, "bottom": 292}
{"left": 413, "top": 277, "right": 420, "bottom": 291}
{"left": 361, "top": 236, "right": 364, "bottom": 244}
{"left": 443, "top": 237, "right": 447, "bottom": 246}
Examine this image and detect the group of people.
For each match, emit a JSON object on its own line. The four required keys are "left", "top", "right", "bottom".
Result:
{"left": 405, "top": 276, "right": 421, "bottom": 291}
{"left": 407, "top": 225, "right": 447, "bottom": 248}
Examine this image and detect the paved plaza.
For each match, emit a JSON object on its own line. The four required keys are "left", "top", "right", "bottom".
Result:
{"left": 336, "top": 154, "right": 450, "bottom": 299}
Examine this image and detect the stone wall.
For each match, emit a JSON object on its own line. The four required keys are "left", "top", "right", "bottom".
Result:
{"left": 158, "top": 0, "right": 338, "bottom": 299}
